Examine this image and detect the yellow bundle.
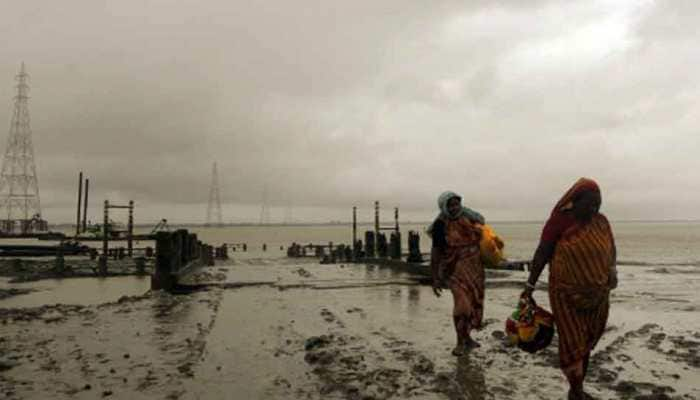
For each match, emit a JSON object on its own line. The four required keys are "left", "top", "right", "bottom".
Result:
{"left": 479, "top": 224, "right": 505, "bottom": 267}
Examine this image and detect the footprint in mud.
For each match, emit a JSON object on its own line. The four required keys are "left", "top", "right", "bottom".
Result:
{"left": 319, "top": 308, "right": 345, "bottom": 328}
{"left": 345, "top": 307, "right": 367, "bottom": 318}
{"left": 588, "top": 323, "right": 699, "bottom": 398}
{"left": 300, "top": 326, "right": 453, "bottom": 399}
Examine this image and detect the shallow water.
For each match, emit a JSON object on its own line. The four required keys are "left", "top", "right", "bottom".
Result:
{"left": 1, "top": 275, "right": 150, "bottom": 308}
{"left": 2, "top": 222, "right": 699, "bottom": 309}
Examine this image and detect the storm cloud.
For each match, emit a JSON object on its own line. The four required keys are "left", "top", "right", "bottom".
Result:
{"left": 0, "top": 0, "right": 697, "bottom": 223}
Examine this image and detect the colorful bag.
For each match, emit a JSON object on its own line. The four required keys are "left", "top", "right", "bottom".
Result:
{"left": 505, "top": 296, "right": 554, "bottom": 353}
{"left": 479, "top": 224, "right": 505, "bottom": 267}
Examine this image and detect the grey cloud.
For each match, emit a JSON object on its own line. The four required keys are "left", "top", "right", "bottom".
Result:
{"left": 0, "top": 0, "right": 698, "bottom": 223}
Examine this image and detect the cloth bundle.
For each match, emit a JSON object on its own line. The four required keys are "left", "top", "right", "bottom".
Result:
{"left": 505, "top": 296, "right": 554, "bottom": 353}
{"left": 479, "top": 224, "right": 505, "bottom": 267}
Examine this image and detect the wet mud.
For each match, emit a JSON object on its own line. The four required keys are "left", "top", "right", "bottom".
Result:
{"left": 0, "top": 258, "right": 698, "bottom": 399}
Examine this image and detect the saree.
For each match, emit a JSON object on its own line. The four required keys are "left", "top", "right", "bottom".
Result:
{"left": 443, "top": 217, "right": 485, "bottom": 335}
{"left": 546, "top": 179, "right": 614, "bottom": 371}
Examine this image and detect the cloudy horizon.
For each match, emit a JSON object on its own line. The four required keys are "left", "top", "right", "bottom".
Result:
{"left": 1, "top": 0, "right": 698, "bottom": 224}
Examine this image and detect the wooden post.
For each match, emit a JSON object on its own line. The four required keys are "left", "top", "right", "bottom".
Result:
{"left": 352, "top": 206, "right": 357, "bottom": 260}
{"left": 135, "top": 256, "right": 146, "bottom": 275}
{"left": 76, "top": 172, "right": 83, "bottom": 237}
{"left": 377, "top": 233, "right": 388, "bottom": 258}
{"left": 152, "top": 231, "right": 175, "bottom": 291}
{"left": 82, "top": 178, "right": 89, "bottom": 233}
{"left": 407, "top": 231, "right": 423, "bottom": 263}
{"left": 173, "top": 229, "right": 185, "bottom": 272}
{"left": 100, "top": 200, "right": 109, "bottom": 275}
{"left": 390, "top": 232, "right": 401, "bottom": 260}
{"left": 374, "top": 201, "right": 379, "bottom": 256}
{"left": 127, "top": 200, "right": 134, "bottom": 257}
{"left": 395, "top": 207, "right": 401, "bottom": 259}
{"left": 188, "top": 234, "right": 197, "bottom": 262}
{"left": 394, "top": 207, "right": 399, "bottom": 233}
{"left": 365, "top": 231, "right": 375, "bottom": 258}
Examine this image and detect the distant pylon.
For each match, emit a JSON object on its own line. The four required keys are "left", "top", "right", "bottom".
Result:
{"left": 259, "top": 186, "right": 270, "bottom": 225}
{"left": 0, "top": 63, "right": 45, "bottom": 234}
{"left": 206, "top": 162, "right": 223, "bottom": 226}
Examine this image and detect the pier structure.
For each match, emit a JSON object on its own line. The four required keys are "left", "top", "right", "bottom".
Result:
{"left": 98, "top": 200, "right": 135, "bottom": 274}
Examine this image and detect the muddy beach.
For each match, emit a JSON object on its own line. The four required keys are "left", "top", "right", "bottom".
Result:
{"left": 1, "top": 254, "right": 698, "bottom": 400}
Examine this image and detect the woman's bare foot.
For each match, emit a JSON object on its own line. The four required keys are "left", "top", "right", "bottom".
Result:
{"left": 465, "top": 337, "right": 481, "bottom": 349}
{"left": 567, "top": 388, "right": 591, "bottom": 400}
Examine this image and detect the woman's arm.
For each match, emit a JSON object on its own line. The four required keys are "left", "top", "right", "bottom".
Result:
{"left": 609, "top": 233, "right": 618, "bottom": 289}
{"left": 430, "top": 246, "right": 444, "bottom": 297}
{"left": 523, "top": 240, "right": 555, "bottom": 296}
{"left": 430, "top": 219, "right": 447, "bottom": 297}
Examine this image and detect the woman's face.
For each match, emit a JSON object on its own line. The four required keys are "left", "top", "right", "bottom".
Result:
{"left": 447, "top": 197, "right": 461, "bottom": 217}
{"left": 573, "top": 191, "right": 601, "bottom": 221}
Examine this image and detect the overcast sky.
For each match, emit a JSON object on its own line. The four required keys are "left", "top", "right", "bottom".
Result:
{"left": 0, "top": 0, "right": 698, "bottom": 224}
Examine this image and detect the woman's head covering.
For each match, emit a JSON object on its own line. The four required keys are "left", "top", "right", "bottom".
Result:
{"left": 437, "top": 191, "right": 461, "bottom": 218}
{"left": 540, "top": 178, "right": 602, "bottom": 243}
{"left": 427, "top": 191, "right": 485, "bottom": 236}
{"left": 550, "top": 178, "right": 601, "bottom": 217}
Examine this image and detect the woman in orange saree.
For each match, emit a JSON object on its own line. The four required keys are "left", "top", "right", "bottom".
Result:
{"left": 523, "top": 178, "right": 617, "bottom": 400}
{"left": 429, "top": 191, "right": 485, "bottom": 356}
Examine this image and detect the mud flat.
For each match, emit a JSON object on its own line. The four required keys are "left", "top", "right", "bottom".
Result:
{"left": 1, "top": 259, "right": 699, "bottom": 399}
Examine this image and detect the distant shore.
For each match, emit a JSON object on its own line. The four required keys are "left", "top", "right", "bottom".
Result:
{"left": 39, "top": 219, "right": 700, "bottom": 230}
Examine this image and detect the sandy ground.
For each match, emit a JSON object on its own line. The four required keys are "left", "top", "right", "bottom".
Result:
{"left": 1, "top": 258, "right": 699, "bottom": 400}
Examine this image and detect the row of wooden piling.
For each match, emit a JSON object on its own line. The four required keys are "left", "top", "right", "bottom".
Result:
{"left": 287, "top": 230, "right": 424, "bottom": 264}
{"left": 150, "top": 229, "right": 228, "bottom": 291}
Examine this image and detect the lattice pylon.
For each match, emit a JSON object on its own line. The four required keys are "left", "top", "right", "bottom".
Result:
{"left": 0, "top": 63, "right": 42, "bottom": 231}
{"left": 206, "top": 162, "right": 223, "bottom": 226}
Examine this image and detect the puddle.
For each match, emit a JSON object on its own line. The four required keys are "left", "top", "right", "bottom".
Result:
{"left": 0, "top": 275, "right": 150, "bottom": 308}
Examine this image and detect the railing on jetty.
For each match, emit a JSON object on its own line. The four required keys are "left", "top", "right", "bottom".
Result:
{"left": 150, "top": 229, "right": 228, "bottom": 292}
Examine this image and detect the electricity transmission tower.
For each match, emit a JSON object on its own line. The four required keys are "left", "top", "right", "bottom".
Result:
{"left": 206, "top": 162, "right": 223, "bottom": 226}
{"left": 0, "top": 63, "right": 46, "bottom": 234}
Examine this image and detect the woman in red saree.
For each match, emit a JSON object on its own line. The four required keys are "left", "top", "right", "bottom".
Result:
{"left": 523, "top": 178, "right": 618, "bottom": 400}
{"left": 429, "top": 191, "right": 485, "bottom": 356}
